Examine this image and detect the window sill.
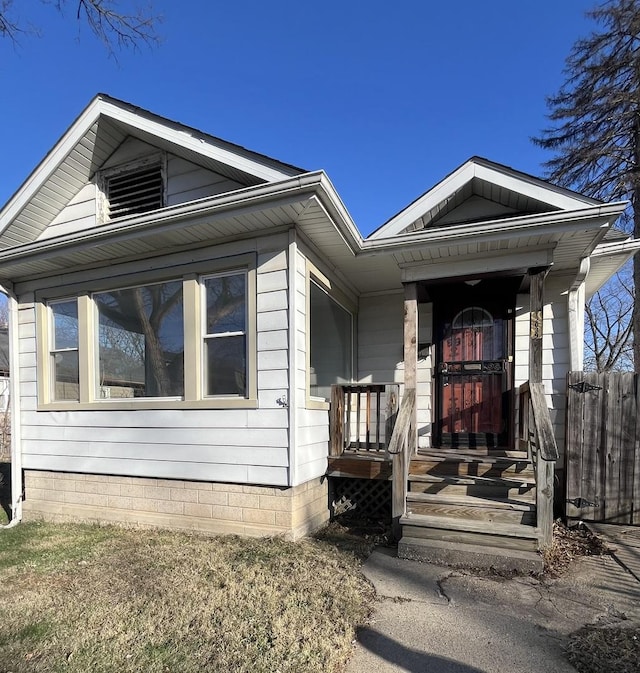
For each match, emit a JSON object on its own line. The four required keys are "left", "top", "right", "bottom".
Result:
{"left": 37, "top": 397, "right": 259, "bottom": 411}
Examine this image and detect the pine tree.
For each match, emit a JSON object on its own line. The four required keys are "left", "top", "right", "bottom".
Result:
{"left": 534, "top": 0, "right": 640, "bottom": 370}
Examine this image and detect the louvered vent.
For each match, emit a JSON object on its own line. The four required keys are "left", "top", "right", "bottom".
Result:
{"left": 106, "top": 165, "right": 164, "bottom": 219}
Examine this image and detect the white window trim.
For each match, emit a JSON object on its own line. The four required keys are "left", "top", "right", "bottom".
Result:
{"left": 36, "top": 255, "right": 257, "bottom": 410}
{"left": 47, "top": 298, "right": 80, "bottom": 403}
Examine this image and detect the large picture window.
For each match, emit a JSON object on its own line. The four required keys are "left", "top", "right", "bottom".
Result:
{"left": 95, "top": 281, "right": 184, "bottom": 399}
{"left": 38, "top": 260, "right": 256, "bottom": 409}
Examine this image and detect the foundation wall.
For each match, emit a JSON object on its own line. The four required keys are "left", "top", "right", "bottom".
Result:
{"left": 23, "top": 471, "right": 329, "bottom": 540}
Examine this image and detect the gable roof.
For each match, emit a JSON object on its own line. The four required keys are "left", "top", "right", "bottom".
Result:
{"left": 368, "top": 157, "right": 601, "bottom": 240}
{"left": 0, "top": 94, "right": 305, "bottom": 250}
{"left": 0, "top": 99, "right": 633, "bottom": 299}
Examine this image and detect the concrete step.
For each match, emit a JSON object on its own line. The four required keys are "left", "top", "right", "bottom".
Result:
{"left": 406, "top": 492, "right": 536, "bottom": 525}
{"left": 398, "top": 536, "right": 543, "bottom": 574}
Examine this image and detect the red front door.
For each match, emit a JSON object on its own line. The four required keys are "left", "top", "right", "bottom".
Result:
{"left": 434, "top": 282, "right": 515, "bottom": 449}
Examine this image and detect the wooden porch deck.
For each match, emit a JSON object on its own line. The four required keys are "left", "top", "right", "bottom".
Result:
{"left": 327, "top": 383, "right": 557, "bottom": 572}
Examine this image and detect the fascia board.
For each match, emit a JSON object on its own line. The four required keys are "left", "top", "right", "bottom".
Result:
{"left": 0, "top": 97, "right": 104, "bottom": 234}
{"left": 368, "top": 162, "right": 475, "bottom": 239}
{"left": 368, "top": 158, "right": 602, "bottom": 241}
{"left": 590, "top": 238, "right": 640, "bottom": 258}
{"left": 0, "top": 172, "right": 328, "bottom": 266}
{"left": 312, "top": 174, "right": 364, "bottom": 253}
{"left": 0, "top": 96, "right": 301, "bottom": 239}
{"left": 473, "top": 162, "right": 599, "bottom": 210}
{"left": 100, "top": 99, "right": 300, "bottom": 182}
{"left": 361, "top": 202, "right": 628, "bottom": 254}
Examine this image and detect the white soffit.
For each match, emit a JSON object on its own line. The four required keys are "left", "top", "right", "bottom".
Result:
{"left": 585, "top": 238, "right": 640, "bottom": 297}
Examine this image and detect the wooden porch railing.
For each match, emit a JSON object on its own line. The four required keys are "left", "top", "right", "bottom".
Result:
{"left": 387, "top": 389, "right": 416, "bottom": 539}
{"left": 329, "top": 384, "right": 400, "bottom": 456}
{"left": 519, "top": 381, "right": 558, "bottom": 548}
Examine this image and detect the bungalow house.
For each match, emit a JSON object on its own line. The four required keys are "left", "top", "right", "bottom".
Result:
{"left": 0, "top": 95, "right": 637, "bottom": 569}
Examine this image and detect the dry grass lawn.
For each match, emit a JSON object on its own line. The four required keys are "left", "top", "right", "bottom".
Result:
{"left": 0, "top": 521, "right": 374, "bottom": 673}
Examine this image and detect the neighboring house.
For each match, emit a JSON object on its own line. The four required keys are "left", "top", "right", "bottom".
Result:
{"left": 0, "top": 95, "right": 637, "bottom": 567}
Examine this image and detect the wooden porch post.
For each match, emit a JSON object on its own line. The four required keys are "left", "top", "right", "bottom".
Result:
{"left": 528, "top": 267, "right": 548, "bottom": 384}
{"left": 392, "top": 282, "right": 418, "bottom": 537}
{"left": 528, "top": 267, "right": 554, "bottom": 548}
{"left": 403, "top": 282, "right": 418, "bottom": 392}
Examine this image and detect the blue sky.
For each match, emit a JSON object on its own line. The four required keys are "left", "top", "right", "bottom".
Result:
{"left": 0, "top": 1, "right": 596, "bottom": 236}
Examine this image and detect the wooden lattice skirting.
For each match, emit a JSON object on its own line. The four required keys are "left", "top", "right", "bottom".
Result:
{"left": 329, "top": 477, "right": 391, "bottom": 521}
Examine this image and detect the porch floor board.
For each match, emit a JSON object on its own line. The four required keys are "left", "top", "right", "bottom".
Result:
{"left": 327, "top": 452, "right": 391, "bottom": 480}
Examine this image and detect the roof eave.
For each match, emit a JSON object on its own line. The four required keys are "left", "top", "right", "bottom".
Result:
{"left": 361, "top": 202, "right": 628, "bottom": 254}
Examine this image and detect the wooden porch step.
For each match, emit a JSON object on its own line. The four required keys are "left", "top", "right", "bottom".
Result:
{"left": 406, "top": 492, "right": 536, "bottom": 525}
{"left": 408, "top": 479, "right": 535, "bottom": 500}
{"left": 410, "top": 455, "right": 535, "bottom": 479}
{"left": 417, "top": 447, "right": 529, "bottom": 460}
{"left": 399, "top": 512, "right": 540, "bottom": 553}
{"left": 407, "top": 472, "right": 536, "bottom": 489}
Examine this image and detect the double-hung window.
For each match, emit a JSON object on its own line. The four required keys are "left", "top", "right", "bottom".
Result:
{"left": 49, "top": 299, "right": 80, "bottom": 401}
{"left": 202, "top": 272, "right": 247, "bottom": 397}
{"left": 38, "top": 258, "right": 256, "bottom": 409}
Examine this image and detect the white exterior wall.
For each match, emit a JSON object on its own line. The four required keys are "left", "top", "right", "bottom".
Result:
{"left": 292, "top": 245, "right": 332, "bottom": 485}
{"left": 18, "top": 232, "right": 294, "bottom": 486}
{"left": 39, "top": 138, "right": 247, "bottom": 242}
{"left": 356, "top": 293, "right": 433, "bottom": 448}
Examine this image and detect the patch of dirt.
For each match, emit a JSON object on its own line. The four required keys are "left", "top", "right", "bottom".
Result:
{"left": 566, "top": 624, "right": 640, "bottom": 673}
{"left": 543, "top": 520, "right": 609, "bottom": 577}
{"left": 314, "top": 515, "right": 393, "bottom": 560}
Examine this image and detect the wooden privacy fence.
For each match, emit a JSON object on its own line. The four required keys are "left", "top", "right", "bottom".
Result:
{"left": 566, "top": 371, "right": 640, "bottom": 525}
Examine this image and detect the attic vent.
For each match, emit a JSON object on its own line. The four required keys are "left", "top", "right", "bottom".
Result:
{"left": 106, "top": 165, "right": 164, "bottom": 219}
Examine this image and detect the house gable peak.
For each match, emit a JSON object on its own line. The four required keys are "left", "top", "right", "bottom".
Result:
{"left": 368, "top": 156, "right": 602, "bottom": 240}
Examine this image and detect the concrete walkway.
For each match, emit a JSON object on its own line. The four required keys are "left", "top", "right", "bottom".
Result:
{"left": 346, "top": 531, "right": 640, "bottom": 673}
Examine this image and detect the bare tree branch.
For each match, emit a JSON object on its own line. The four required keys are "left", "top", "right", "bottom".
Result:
{"left": 533, "top": 0, "right": 640, "bottom": 371}
{"left": 0, "top": 0, "right": 160, "bottom": 54}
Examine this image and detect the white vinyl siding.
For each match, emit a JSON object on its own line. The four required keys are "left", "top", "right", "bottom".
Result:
{"left": 18, "top": 233, "right": 292, "bottom": 486}
{"left": 356, "top": 293, "right": 433, "bottom": 448}
{"left": 295, "top": 249, "right": 326, "bottom": 484}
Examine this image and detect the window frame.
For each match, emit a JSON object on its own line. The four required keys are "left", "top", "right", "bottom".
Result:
{"left": 36, "top": 255, "right": 257, "bottom": 410}
{"left": 305, "top": 260, "right": 356, "bottom": 410}
{"left": 93, "top": 278, "right": 185, "bottom": 402}
{"left": 48, "top": 297, "right": 80, "bottom": 402}
{"left": 200, "top": 270, "right": 249, "bottom": 399}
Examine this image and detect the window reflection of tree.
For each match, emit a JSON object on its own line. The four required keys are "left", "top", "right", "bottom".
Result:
{"left": 96, "top": 282, "right": 184, "bottom": 397}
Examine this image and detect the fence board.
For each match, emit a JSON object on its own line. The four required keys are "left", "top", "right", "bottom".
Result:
{"left": 566, "top": 371, "right": 638, "bottom": 524}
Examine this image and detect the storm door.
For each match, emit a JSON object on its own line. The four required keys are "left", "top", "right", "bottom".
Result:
{"left": 434, "top": 283, "right": 515, "bottom": 449}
